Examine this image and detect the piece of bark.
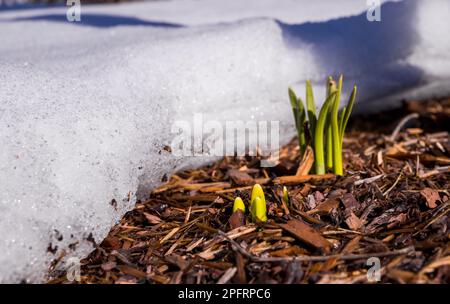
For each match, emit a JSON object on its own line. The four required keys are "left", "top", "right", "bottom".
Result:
{"left": 273, "top": 174, "right": 335, "bottom": 185}
{"left": 228, "top": 169, "right": 254, "bottom": 186}
{"left": 341, "top": 193, "right": 359, "bottom": 210}
{"left": 309, "top": 198, "right": 340, "bottom": 215}
{"left": 387, "top": 213, "right": 408, "bottom": 229}
{"left": 217, "top": 267, "right": 237, "bottom": 284}
{"left": 279, "top": 219, "right": 332, "bottom": 252}
{"left": 235, "top": 252, "right": 247, "bottom": 284}
{"left": 269, "top": 245, "right": 308, "bottom": 257}
{"left": 341, "top": 236, "right": 362, "bottom": 254}
{"left": 117, "top": 265, "right": 147, "bottom": 279}
{"left": 101, "top": 236, "right": 121, "bottom": 249}
{"left": 165, "top": 253, "right": 189, "bottom": 270}
{"left": 420, "top": 188, "right": 440, "bottom": 209}
{"left": 228, "top": 209, "right": 245, "bottom": 230}
{"left": 296, "top": 145, "right": 314, "bottom": 176}
{"left": 101, "top": 261, "right": 117, "bottom": 271}
{"left": 143, "top": 212, "right": 162, "bottom": 225}
{"left": 345, "top": 211, "right": 364, "bottom": 230}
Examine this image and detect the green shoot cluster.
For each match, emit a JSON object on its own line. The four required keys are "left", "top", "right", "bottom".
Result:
{"left": 289, "top": 75, "right": 357, "bottom": 175}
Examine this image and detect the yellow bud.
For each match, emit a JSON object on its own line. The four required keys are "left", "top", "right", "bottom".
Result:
{"left": 232, "top": 197, "right": 245, "bottom": 213}
{"left": 251, "top": 184, "right": 266, "bottom": 207}
{"left": 251, "top": 197, "right": 267, "bottom": 223}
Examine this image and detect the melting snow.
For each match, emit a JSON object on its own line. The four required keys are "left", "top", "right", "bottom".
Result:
{"left": 0, "top": 0, "right": 449, "bottom": 282}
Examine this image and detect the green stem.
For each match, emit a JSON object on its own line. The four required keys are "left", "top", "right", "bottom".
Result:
{"left": 289, "top": 88, "right": 306, "bottom": 155}
{"left": 326, "top": 113, "right": 333, "bottom": 170}
{"left": 297, "top": 97, "right": 306, "bottom": 155}
{"left": 331, "top": 75, "right": 343, "bottom": 175}
{"left": 326, "top": 76, "right": 335, "bottom": 171}
{"left": 314, "top": 92, "right": 336, "bottom": 174}
{"left": 339, "top": 106, "right": 346, "bottom": 135}
{"left": 340, "top": 86, "right": 357, "bottom": 143}
{"left": 306, "top": 80, "right": 317, "bottom": 140}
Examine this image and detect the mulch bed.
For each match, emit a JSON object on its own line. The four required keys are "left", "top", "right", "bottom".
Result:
{"left": 50, "top": 97, "right": 450, "bottom": 284}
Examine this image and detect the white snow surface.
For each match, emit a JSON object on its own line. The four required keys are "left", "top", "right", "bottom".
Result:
{"left": 0, "top": 0, "right": 449, "bottom": 282}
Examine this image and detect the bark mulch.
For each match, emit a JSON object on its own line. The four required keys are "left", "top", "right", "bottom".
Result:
{"left": 50, "top": 97, "right": 450, "bottom": 284}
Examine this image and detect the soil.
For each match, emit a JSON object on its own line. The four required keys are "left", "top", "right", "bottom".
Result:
{"left": 49, "top": 97, "right": 450, "bottom": 284}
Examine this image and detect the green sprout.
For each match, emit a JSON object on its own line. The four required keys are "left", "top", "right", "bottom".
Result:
{"left": 289, "top": 88, "right": 306, "bottom": 155}
{"left": 250, "top": 184, "right": 267, "bottom": 223}
{"left": 288, "top": 75, "right": 357, "bottom": 175}
{"left": 282, "top": 186, "right": 289, "bottom": 206}
{"left": 232, "top": 197, "right": 245, "bottom": 213}
{"left": 326, "top": 77, "right": 336, "bottom": 171}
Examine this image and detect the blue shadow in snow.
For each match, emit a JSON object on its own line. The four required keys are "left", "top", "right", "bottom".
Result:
{"left": 277, "top": 0, "right": 424, "bottom": 110}
{"left": 0, "top": 3, "right": 64, "bottom": 12}
{"left": 11, "top": 13, "right": 184, "bottom": 28}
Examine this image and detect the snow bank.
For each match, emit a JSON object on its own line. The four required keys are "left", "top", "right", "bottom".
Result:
{"left": 0, "top": 0, "right": 449, "bottom": 282}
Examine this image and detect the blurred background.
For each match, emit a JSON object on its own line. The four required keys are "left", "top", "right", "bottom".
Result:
{"left": 0, "top": 0, "right": 144, "bottom": 8}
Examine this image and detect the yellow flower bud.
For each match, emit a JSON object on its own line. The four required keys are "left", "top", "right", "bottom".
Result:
{"left": 232, "top": 197, "right": 245, "bottom": 213}
{"left": 251, "top": 197, "right": 267, "bottom": 223}
{"left": 251, "top": 184, "right": 265, "bottom": 206}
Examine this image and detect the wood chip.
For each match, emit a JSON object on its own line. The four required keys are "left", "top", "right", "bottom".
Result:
{"left": 420, "top": 188, "right": 440, "bottom": 209}
{"left": 217, "top": 267, "right": 237, "bottom": 284}
{"left": 345, "top": 211, "right": 364, "bottom": 230}
{"left": 296, "top": 145, "right": 314, "bottom": 176}
{"left": 279, "top": 219, "right": 332, "bottom": 252}
{"left": 186, "top": 237, "right": 205, "bottom": 252}
{"left": 309, "top": 198, "right": 340, "bottom": 215}
{"left": 159, "top": 227, "right": 180, "bottom": 245}
{"left": 341, "top": 236, "right": 362, "bottom": 254}
{"left": 269, "top": 245, "right": 307, "bottom": 257}
{"left": 228, "top": 209, "right": 245, "bottom": 230}
{"left": 341, "top": 193, "right": 359, "bottom": 210}
{"left": 117, "top": 265, "right": 147, "bottom": 279}
{"left": 228, "top": 169, "right": 254, "bottom": 186}
{"left": 273, "top": 174, "right": 335, "bottom": 185}
{"left": 144, "top": 212, "right": 162, "bottom": 225}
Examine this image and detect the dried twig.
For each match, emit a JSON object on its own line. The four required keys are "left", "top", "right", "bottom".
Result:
{"left": 390, "top": 113, "right": 419, "bottom": 141}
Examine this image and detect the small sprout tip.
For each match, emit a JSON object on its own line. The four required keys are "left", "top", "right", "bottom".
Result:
{"left": 251, "top": 197, "right": 267, "bottom": 223}
{"left": 232, "top": 197, "right": 245, "bottom": 213}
